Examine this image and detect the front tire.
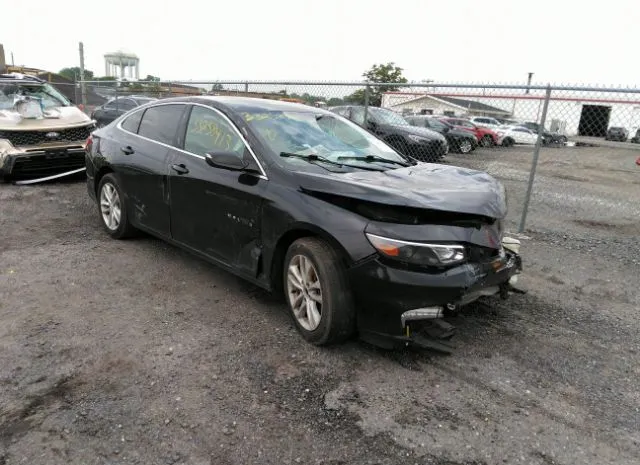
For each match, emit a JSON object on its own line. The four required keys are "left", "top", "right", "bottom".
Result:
{"left": 502, "top": 137, "right": 515, "bottom": 147}
{"left": 480, "top": 135, "right": 493, "bottom": 147}
{"left": 283, "top": 238, "right": 356, "bottom": 346}
{"left": 97, "top": 173, "right": 136, "bottom": 239}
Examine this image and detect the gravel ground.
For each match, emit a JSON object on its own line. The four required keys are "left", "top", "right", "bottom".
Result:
{"left": 1, "top": 145, "right": 638, "bottom": 465}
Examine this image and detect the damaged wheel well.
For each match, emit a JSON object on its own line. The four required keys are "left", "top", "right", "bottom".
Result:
{"left": 94, "top": 166, "right": 114, "bottom": 196}
{"left": 269, "top": 228, "right": 350, "bottom": 296}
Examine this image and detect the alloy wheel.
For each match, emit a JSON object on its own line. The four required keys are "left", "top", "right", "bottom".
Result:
{"left": 287, "top": 254, "right": 323, "bottom": 331}
{"left": 100, "top": 183, "right": 122, "bottom": 231}
{"left": 459, "top": 139, "right": 473, "bottom": 153}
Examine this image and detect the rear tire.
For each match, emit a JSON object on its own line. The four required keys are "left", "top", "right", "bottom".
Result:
{"left": 283, "top": 238, "right": 356, "bottom": 346}
{"left": 457, "top": 139, "right": 473, "bottom": 154}
{"left": 97, "top": 173, "right": 136, "bottom": 239}
{"left": 502, "top": 137, "right": 515, "bottom": 147}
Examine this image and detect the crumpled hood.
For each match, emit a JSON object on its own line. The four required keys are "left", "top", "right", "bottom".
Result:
{"left": 0, "top": 106, "right": 92, "bottom": 129}
{"left": 297, "top": 162, "right": 507, "bottom": 219}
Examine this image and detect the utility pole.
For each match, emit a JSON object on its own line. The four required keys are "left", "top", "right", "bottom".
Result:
{"left": 78, "top": 42, "right": 87, "bottom": 109}
{"left": 11, "top": 52, "right": 14, "bottom": 66}
{"left": 525, "top": 72, "right": 534, "bottom": 94}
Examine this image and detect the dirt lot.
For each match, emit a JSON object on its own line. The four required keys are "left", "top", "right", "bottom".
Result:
{"left": 1, "top": 145, "right": 639, "bottom": 465}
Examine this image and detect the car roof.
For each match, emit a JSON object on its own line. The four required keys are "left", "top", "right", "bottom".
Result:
{"left": 196, "top": 96, "right": 311, "bottom": 111}
{"left": 141, "top": 95, "right": 339, "bottom": 116}
{"left": 0, "top": 73, "right": 46, "bottom": 84}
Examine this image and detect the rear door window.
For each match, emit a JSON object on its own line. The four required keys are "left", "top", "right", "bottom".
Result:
{"left": 121, "top": 110, "right": 143, "bottom": 133}
{"left": 138, "top": 104, "right": 185, "bottom": 146}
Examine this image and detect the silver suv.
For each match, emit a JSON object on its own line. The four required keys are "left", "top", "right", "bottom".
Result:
{"left": 0, "top": 73, "right": 96, "bottom": 181}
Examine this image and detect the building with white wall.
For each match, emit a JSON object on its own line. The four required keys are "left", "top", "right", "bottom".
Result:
{"left": 383, "top": 90, "right": 640, "bottom": 137}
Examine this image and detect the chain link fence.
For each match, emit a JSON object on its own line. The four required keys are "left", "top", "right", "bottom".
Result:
{"left": 71, "top": 79, "right": 640, "bottom": 232}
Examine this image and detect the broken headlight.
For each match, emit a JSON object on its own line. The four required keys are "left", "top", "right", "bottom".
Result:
{"left": 365, "top": 233, "right": 465, "bottom": 266}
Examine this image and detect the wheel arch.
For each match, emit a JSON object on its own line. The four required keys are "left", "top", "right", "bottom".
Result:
{"left": 268, "top": 223, "right": 352, "bottom": 295}
{"left": 94, "top": 166, "right": 115, "bottom": 196}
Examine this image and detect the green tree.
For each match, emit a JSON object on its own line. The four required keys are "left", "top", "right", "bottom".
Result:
{"left": 327, "top": 97, "right": 345, "bottom": 106}
{"left": 141, "top": 75, "right": 160, "bottom": 82}
{"left": 345, "top": 62, "right": 408, "bottom": 107}
{"left": 59, "top": 67, "right": 94, "bottom": 81}
{"left": 211, "top": 83, "right": 224, "bottom": 91}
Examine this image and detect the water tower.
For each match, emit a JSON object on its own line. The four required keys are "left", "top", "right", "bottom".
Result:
{"left": 104, "top": 50, "right": 139, "bottom": 79}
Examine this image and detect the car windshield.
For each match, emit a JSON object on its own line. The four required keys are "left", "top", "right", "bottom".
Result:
{"left": 0, "top": 82, "right": 71, "bottom": 110}
{"left": 241, "top": 109, "right": 407, "bottom": 166}
{"left": 368, "top": 107, "right": 410, "bottom": 126}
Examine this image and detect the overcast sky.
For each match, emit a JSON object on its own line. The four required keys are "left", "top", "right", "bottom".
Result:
{"left": 2, "top": 0, "right": 638, "bottom": 86}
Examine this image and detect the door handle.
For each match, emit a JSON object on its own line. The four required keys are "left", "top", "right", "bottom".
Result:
{"left": 171, "top": 163, "right": 189, "bottom": 175}
{"left": 120, "top": 146, "right": 135, "bottom": 155}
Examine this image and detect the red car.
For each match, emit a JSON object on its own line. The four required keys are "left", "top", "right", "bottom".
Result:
{"left": 439, "top": 117, "right": 498, "bottom": 147}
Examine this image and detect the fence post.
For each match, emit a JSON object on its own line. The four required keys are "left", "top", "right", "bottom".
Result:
{"left": 78, "top": 42, "right": 87, "bottom": 110}
{"left": 114, "top": 82, "right": 118, "bottom": 112}
{"left": 363, "top": 84, "right": 370, "bottom": 124}
{"left": 244, "top": 82, "right": 249, "bottom": 94}
{"left": 518, "top": 84, "right": 552, "bottom": 233}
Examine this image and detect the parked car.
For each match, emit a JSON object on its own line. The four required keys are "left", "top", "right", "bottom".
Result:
{"left": 468, "top": 116, "right": 502, "bottom": 130}
{"left": 440, "top": 117, "right": 498, "bottom": 147}
{"left": 605, "top": 126, "right": 628, "bottom": 141}
{"left": 630, "top": 129, "right": 640, "bottom": 143}
{"left": 329, "top": 106, "right": 448, "bottom": 162}
{"left": 0, "top": 73, "right": 96, "bottom": 182}
{"left": 518, "top": 121, "right": 567, "bottom": 145}
{"left": 496, "top": 117, "right": 520, "bottom": 125}
{"left": 405, "top": 115, "right": 477, "bottom": 154}
{"left": 86, "top": 96, "right": 523, "bottom": 351}
{"left": 495, "top": 125, "right": 539, "bottom": 146}
{"left": 91, "top": 96, "right": 157, "bottom": 127}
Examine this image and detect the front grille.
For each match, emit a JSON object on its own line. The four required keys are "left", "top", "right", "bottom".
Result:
{"left": 0, "top": 124, "right": 94, "bottom": 147}
{"left": 10, "top": 151, "right": 86, "bottom": 180}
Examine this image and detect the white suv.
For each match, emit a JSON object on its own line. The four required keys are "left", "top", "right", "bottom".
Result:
{"left": 468, "top": 116, "right": 502, "bottom": 130}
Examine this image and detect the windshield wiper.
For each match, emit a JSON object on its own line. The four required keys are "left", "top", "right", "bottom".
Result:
{"left": 280, "top": 152, "right": 344, "bottom": 167}
{"left": 337, "top": 155, "right": 412, "bottom": 167}
{"left": 280, "top": 152, "right": 386, "bottom": 172}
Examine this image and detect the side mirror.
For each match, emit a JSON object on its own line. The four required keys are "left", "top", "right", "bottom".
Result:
{"left": 205, "top": 152, "right": 249, "bottom": 171}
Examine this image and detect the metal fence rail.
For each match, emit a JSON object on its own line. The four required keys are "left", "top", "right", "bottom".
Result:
{"left": 73, "top": 79, "right": 640, "bottom": 232}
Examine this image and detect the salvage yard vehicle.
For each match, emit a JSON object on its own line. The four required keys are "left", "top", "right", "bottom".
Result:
{"left": 519, "top": 121, "right": 568, "bottom": 145}
{"left": 85, "top": 96, "right": 523, "bottom": 352}
{"left": 0, "top": 73, "right": 96, "bottom": 182}
{"left": 329, "top": 105, "right": 448, "bottom": 162}
{"left": 495, "top": 125, "right": 539, "bottom": 146}
{"left": 605, "top": 126, "right": 628, "bottom": 141}
{"left": 405, "top": 115, "right": 477, "bottom": 154}
{"left": 440, "top": 117, "right": 498, "bottom": 147}
{"left": 91, "top": 96, "right": 157, "bottom": 128}
{"left": 468, "top": 116, "right": 502, "bottom": 130}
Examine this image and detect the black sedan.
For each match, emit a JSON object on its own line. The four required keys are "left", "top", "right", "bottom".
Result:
{"left": 405, "top": 116, "right": 477, "bottom": 154}
{"left": 91, "top": 95, "right": 157, "bottom": 127}
{"left": 85, "top": 97, "right": 523, "bottom": 351}
{"left": 329, "top": 106, "right": 448, "bottom": 162}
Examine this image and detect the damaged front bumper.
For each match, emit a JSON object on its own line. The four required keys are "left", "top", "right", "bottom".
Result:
{"left": 0, "top": 142, "right": 88, "bottom": 182}
{"left": 349, "top": 238, "right": 523, "bottom": 352}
